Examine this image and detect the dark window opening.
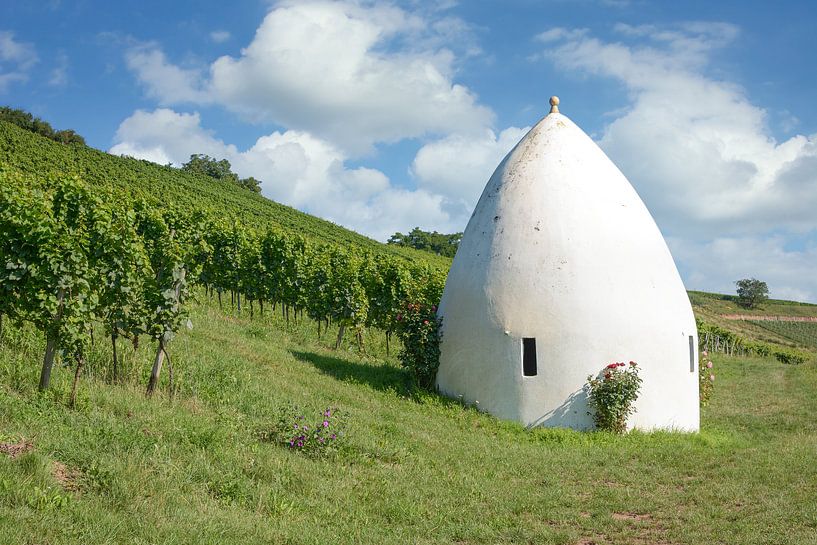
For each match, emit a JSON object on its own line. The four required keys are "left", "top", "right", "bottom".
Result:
{"left": 523, "top": 338, "right": 537, "bottom": 377}
{"left": 689, "top": 335, "right": 695, "bottom": 373}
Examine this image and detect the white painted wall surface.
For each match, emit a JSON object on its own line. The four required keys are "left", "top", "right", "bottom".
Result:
{"left": 436, "top": 111, "right": 699, "bottom": 431}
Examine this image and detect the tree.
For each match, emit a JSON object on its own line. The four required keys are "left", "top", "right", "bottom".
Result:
{"left": 238, "top": 176, "right": 262, "bottom": 193}
{"left": 181, "top": 154, "right": 262, "bottom": 193}
{"left": 182, "top": 154, "right": 235, "bottom": 181}
{"left": 54, "top": 129, "right": 86, "bottom": 146}
{"left": 0, "top": 106, "right": 86, "bottom": 145}
{"left": 387, "top": 227, "right": 462, "bottom": 257}
{"left": 735, "top": 278, "right": 769, "bottom": 309}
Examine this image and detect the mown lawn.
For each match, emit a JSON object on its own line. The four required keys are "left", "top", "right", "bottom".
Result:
{"left": 1, "top": 301, "right": 816, "bottom": 544}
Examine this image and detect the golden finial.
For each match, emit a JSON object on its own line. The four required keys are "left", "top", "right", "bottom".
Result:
{"left": 549, "top": 96, "right": 560, "bottom": 114}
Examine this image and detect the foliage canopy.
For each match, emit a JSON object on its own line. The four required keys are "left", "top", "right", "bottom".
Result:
{"left": 0, "top": 106, "right": 85, "bottom": 146}
{"left": 735, "top": 277, "right": 769, "bottom": 309}
{"left": 388, "top": 227, "right": 462, "bottom": 258}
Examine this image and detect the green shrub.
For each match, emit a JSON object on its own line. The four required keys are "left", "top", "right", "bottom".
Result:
{"left": 395, "top": 301, "right": 442, "bottom": 389}
{"left": 699, "top": 350, "right": 715, "bottom": 406}
{"left": 585, "top": 362, "right": 643, "bottom": 434}
{"left": 773, "top": 349, "right": 808, "bottom": 365}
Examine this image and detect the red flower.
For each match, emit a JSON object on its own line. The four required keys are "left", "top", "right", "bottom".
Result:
{"left": 423, "top": 320, "right": 429, "bottom": 325}
{"left": 606, "top": 363, "right": 618, "bottom": 370}
{"left": 604, "top": 372, "right": 612, "bottom": 379}
{"left": 618, "top": 362, "right": 625, "bottom": 367}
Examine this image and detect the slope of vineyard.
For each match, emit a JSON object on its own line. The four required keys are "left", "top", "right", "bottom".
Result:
{"left": 0, "top": 120, "right": 451, "bottom": 269}
{"left": 689, "top": 290, "right": 817, "bottom": 355}
{"left": 748, "top": 321, "right": 817, "bottom": 351}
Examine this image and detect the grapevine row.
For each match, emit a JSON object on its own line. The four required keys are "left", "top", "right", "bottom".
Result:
{"left": 0, "top": 168, "right": 446, "bottom": 397}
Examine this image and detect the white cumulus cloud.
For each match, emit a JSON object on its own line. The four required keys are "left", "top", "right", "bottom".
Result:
{"left": 411, "top": 126, "right": 530, "bottom": 217}
{"left": 669, "top": 236, "right": 817, "bottom": 303}
{"left": 125, "top": 44, "right": 210, "bottom": 104}
{"left": 124, "top": 0, "right": 493, "bottom": 155}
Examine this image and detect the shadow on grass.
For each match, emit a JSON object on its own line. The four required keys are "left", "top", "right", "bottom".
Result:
{"left": 291, "top": 350, "right": 413, "bottom": 395}
{"left": 290, "top": 350, "right": 479, "bottom": 413}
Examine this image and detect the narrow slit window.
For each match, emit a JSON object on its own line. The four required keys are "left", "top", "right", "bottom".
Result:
{"left": 689, "top": 335, "right": 695, "bottom": 373}
{"left": 523, "top": 338, "right": 537, "bottom": 376}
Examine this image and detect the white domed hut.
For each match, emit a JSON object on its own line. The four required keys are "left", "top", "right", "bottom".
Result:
{"left": 436, "top": 97, "right": 699, "bottom": 432}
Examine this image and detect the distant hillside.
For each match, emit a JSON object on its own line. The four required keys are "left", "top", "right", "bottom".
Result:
{"left": 0, "top": 120, "right": 451, "bottom": 269}
{"left": 689, "top": 290, "right": 817, "bottom": 353}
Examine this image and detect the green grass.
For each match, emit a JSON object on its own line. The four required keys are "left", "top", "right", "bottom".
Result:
{"left": 2, "top": 299, "right": 816, "bottom": 544}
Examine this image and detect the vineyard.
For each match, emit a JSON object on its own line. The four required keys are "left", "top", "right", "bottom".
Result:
{"left": 748, "top": 320, "right": 817, "bottom": 351}
{"left": 0, "top": 166, "right": 446, "bottom": 397}
{"left": 0, "top": 120, "right": 452, "bottom": 270}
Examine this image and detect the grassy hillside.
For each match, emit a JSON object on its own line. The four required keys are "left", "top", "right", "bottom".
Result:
{"left": 1, "top": 298, "right": 816, "bottom": 544}
{"left": 689, "top": 290, "right": 817, "bottom": 352}
{"left": 0, "top": 120, "right": 451, "bottom": 269}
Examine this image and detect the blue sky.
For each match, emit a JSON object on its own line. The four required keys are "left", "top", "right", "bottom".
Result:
{"left": 2, "top": 0, "right": 816, "bottom": 301}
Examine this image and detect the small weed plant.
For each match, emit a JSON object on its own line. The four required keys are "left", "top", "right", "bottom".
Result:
{"left": 585, "top": 361, "right": 643, "bottom": 434}
{"left": 699, "top": 350, "right": 715, "bottom": 406}
{"left": 260, "top": 406, "right": 345, "bottom": 456}
{"left": 395, "top": 301, "right": 442, "bottom": 389}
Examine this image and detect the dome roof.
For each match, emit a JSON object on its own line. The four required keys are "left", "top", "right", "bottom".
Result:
{"left": 436, "top": 99, "right": 699, "bottom": 431}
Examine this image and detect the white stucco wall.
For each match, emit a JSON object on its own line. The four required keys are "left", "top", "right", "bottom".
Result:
{"left": 436, "top": 111, "right": 699, "bottom": 432}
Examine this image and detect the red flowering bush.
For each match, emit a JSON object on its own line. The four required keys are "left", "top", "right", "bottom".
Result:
{"left": 395, "top": 301, "right": 442, "bottom": 389}
{"left": 585, "top": 361, "right": 643, "bottom": 434}
{"left": 699, "top": 350, "right": 715, "bottom": 406}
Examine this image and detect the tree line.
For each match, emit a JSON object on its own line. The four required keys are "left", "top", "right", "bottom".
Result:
{"left": 387, "top": 227, "right": 462, "bottom": 258}
{"left": 181, "top": 154, "right": 262, "bottom": 193}
{"left": 0, "top": 168, "right": 446, "bottom": 400}
{"left": 0, "top": 106, "right": 86, "bottom": 146}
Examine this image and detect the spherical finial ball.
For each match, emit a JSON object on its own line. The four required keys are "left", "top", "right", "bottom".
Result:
{"left": 549, "top": 95, "right": 560, "bottom": 114}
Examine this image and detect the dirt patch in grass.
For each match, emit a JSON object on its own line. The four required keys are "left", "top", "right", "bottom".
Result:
{"left": 609, "top": 512, "right": 677, "bottom": 544}
{"left": 576, "top": 535, "right": 608, "bottom": 545}
{"left": 52, "top": 461, "right": 82, "bottom": 492}
{"left": 612, "top": 512, "right": 652, "bottom": 522}
{"left": 0, "top": 438, "right": 34, "bottom": 459}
